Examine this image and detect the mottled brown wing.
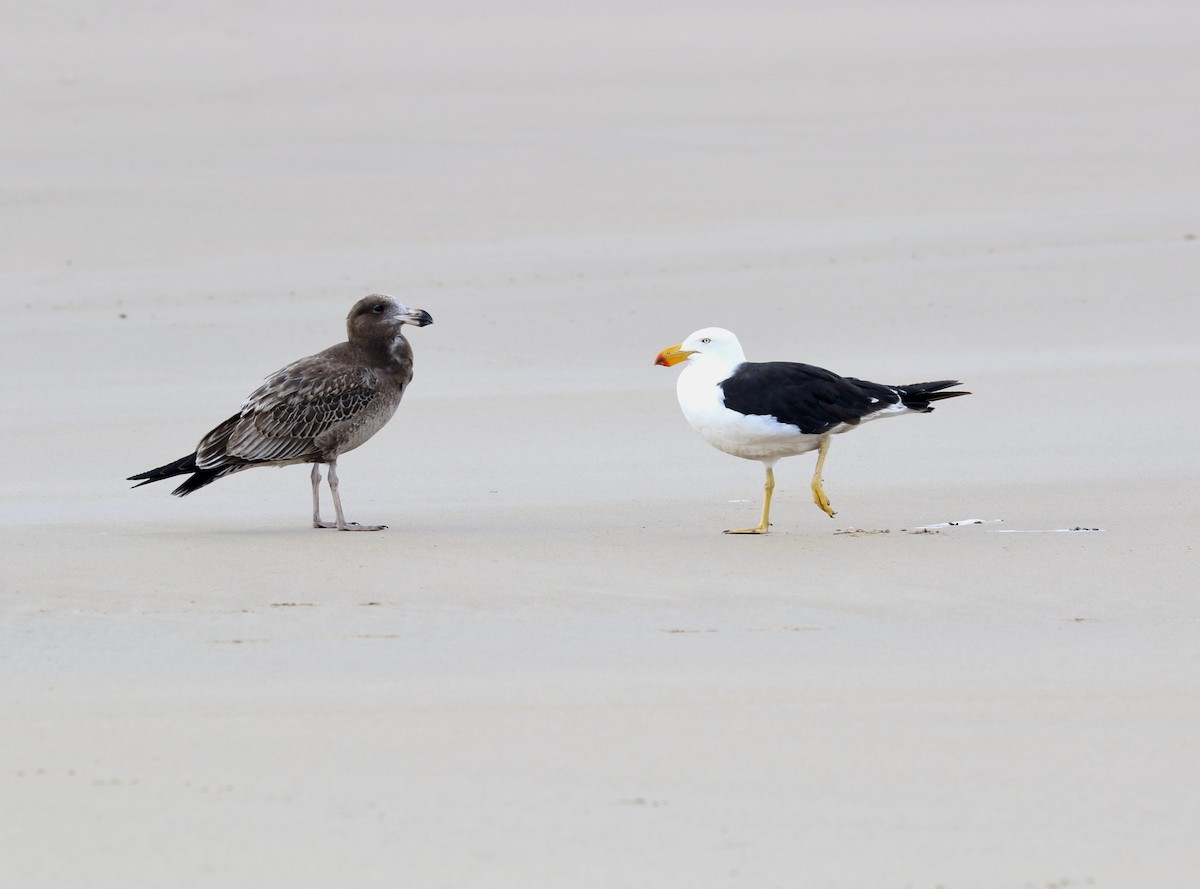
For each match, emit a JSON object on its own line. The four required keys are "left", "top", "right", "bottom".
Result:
{"left": 210, "top": 358, "right": 381, "bottom": 465}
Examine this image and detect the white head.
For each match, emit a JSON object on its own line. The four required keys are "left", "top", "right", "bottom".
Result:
{"left": 654, "top": 327, "right": 747, "bottom": 370}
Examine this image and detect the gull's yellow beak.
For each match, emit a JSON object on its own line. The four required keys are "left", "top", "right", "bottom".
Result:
{"left": 655, "top": 343, "right": 695, "bottom": 367}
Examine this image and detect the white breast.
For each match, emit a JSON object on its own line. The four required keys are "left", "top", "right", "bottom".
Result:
{"left": 676, "top": 361, "right": 825, "bottom": 462}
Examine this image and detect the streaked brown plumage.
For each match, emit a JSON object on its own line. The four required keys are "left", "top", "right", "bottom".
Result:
{"left": 129, "top": 294, "right": 433, "bottom": 531}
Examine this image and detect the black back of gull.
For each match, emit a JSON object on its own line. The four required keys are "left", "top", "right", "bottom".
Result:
{"left": 655, "top": 327, "right": 969, "bottom": 534}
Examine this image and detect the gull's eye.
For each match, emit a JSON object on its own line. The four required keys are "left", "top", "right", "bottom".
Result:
{"left": 701, "top": 337, "right": 711, "bottom": 344}
{"left": 372, "top": 304, "right": 385, "bottom": 314}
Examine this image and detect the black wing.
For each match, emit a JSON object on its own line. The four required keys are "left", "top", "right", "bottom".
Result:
{"left": 719, "top": 362, "right": 902, "bottom": 435}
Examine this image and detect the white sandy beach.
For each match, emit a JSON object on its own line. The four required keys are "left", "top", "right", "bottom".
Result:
{"left": 3, "top": 1, "right": 1199, "bottom": 886}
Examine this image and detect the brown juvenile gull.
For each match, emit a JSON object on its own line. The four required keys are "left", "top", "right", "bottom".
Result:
{"left": 129, "top": 294, "right": 433, "bottom": 531}
{"left": 655, "top": 327, "right": 969, "bottom": 534}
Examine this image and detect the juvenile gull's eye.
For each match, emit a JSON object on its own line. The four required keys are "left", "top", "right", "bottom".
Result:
{"left": 372, "top": 304, "right": 385, "bottom": 314}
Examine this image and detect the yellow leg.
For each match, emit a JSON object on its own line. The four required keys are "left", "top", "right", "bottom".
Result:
{"left": 725, "top": 465, "right": 774, "bottom": 534}
{"left": 811, "top": 435, "right": 836, "bottom": 517}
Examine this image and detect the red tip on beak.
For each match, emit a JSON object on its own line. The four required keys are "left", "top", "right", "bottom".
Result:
{"left": 655, "top": 344, "right": 692, "bottom": 367}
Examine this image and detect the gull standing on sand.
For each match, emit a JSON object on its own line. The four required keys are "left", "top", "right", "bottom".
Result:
{"left": 655, "top": 327, "right": 969, "bottom": 534}
{"left": 129, "top": 294, "right": 433, "bottom": 531}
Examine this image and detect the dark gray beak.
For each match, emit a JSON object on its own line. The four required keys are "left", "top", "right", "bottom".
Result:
{"left": 401, "top": 308, "right": 434, "bottom": 327}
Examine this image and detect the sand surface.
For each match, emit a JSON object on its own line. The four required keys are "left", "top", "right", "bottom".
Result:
{"left": 4, "top": 1, "right": 1199, "bottom": 886}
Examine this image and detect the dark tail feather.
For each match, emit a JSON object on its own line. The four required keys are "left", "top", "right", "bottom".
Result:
{"left": 168, "top": 466, "right": 240, "bottom": 496}
{"left": 128, "top": 454, "right": 198, "bottom": 487}
{"left": 129, "top": 413, "right": 245, "bottom": 497}
{"left": 897, "top": 380, "right": 971, "bottom": 412}
{"left": 128, "top": 454, "right": 238, "bottom": 497}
